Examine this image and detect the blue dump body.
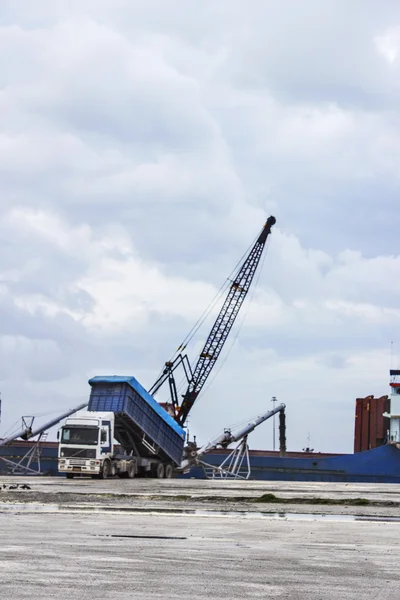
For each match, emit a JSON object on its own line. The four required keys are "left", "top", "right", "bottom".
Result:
{"left": 87, "top": 375, "right": 186, "bottom": 466}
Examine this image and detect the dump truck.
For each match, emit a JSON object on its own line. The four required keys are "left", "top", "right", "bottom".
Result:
{"left": 58, "top": 376, "right": 186, "bottom": 479}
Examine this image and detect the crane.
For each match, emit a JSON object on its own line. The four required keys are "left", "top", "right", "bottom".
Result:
{"left": 149, "top": 215, "right": 276, "bottom": 426}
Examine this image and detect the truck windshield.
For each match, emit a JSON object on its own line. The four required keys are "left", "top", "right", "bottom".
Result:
{"left": 61, "top": 427, "right": 98, "bottom": 445}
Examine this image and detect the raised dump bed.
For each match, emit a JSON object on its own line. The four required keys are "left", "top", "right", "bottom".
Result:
{"left": 88, "top": 376, "right": 186, "bottom": 466}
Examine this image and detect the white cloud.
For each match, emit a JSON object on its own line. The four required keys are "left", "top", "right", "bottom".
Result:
{"left": 375, "top": 26, "right": 400, "bottom": 64}
{"left": 0, "top": 1, "right": 399, "bottom": 455}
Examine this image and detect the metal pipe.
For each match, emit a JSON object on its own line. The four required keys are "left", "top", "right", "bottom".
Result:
{"left": 279, "top": 408, "right": 287, "bottom": 457}
{"left": 0, "top": 403, "right": 88, "bottom": 447}
{"left": 180, "top": 403, "right": 286, "bottom": 469}
{"left": 224, "top": 404, "right": 286, "bottom": 446}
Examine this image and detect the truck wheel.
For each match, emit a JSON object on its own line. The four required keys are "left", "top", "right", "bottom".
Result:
{"left": 127, "top": 462, "right": 135, "bottom": 479}
{"left": 66, "top": 474, "right": 74, "bottom": 480}
{"left": 100, "top": 460, "right": 110, "bottom": 480}
{"left": 155, "top": 463, "right": 164, "bottom": 479}
{"left": 164, "top": 464, "right": 173, "bottom": 479}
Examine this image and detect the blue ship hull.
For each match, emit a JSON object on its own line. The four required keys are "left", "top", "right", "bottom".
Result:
{"left": 1, "top": 441, "right": 400, "bottom": 483}
{"left": 0, "top": 441, "right": 59, "bottom": 476}
{"left": 185, "top": 445, "right": 400, "bottom": 483}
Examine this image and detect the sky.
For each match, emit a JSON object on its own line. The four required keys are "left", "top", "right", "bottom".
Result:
{"left": 1, "top": 0, "right": 400, "bottom": 453}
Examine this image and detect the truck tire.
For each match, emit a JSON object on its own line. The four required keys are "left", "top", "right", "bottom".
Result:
{"left": 155, "top": 462, "right": 164, "bottom": 479}
{"left": 164, "top": 464, "right": 173, "bottom": 479}
{"left": 127, "top": 462, "right": 135, "bottom": 479}
{"left": 66, "top": 473, "right": 74, "bottom": 479}
{"left": 99, "top": 460, "right": 111, "bottom": 480}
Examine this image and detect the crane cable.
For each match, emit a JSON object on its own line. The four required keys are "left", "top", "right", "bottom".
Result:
{"left": 151, "top": 229, "right": 262, "bottom": 392}
{"left": 190, "top": 234, "right": 271, "bottom": 406}
{"left": 175, "top": 233, "right": 271, "bottom": 401}
{"left": 150, "top": 224, "right": 270, "bottom": 400}
{"left": 176, "top": 233, "right": 271, "bottom": 399}
{"left": 169, "top": 230, "right": 261, "bottom": 364}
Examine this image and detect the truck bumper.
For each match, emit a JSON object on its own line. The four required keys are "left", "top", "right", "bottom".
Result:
{"left": 58, "top": 461, "right": 100, "bottom": 475}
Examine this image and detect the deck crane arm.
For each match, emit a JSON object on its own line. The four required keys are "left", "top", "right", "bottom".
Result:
{"left": 149, "top": 215, "right": 276, "bottom": 426}
{"left": 180, "top": 402, "right": 286, "bottom": 473}
{"left": 0, "top": 402, "right": 88, "bottom": 447}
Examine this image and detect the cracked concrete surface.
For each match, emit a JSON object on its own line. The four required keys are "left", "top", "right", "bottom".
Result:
{"left": 1, "top": 478, "right": 399, "bottom": 599}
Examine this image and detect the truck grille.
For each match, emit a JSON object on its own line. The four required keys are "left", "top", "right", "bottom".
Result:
{"left": 60, "top": 447, "right": 96, "bottom": 459}
{"left": 68, "top": 459, "right": 87, "bottom": 466}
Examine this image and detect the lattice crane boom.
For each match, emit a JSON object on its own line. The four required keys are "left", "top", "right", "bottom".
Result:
{"left": 177, "top": 215, "right": 275, "bottom": 425}
{"left": 149, "top": 216, "right": 276, "bottom": 426}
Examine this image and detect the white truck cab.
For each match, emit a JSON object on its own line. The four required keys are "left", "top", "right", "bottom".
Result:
{"left": 58, "top": 412, "right": 133, "bottom": 479}
{"left": 57, "top": 411, "right": 173, "bottom": 479}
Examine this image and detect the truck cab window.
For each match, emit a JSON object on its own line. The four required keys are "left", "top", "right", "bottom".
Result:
{"left": 101, "top": 429, "right": 107, "bottom": 443}
{"left": 61, "top": 427, "right": 98, "bottom": 445}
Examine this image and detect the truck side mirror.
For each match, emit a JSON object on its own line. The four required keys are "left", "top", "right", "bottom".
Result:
{"left": 57, "top": 431, "right": 59, "bottom": 440}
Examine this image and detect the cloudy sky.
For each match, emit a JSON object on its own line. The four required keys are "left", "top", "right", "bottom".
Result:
{"left": 1, "top": 0, "right": 400, "bottom": 453}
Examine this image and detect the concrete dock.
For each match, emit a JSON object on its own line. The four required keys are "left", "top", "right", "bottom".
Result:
{"left": 1, "top": 477, "right": 400, "bottom": 598}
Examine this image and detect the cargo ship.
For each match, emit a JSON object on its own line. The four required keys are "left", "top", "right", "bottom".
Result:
{"left": 1, "top": 441, "right": 400, "bottom": 483}
{"left": 1, "top": 369, "right": 400, "bottom": 482}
